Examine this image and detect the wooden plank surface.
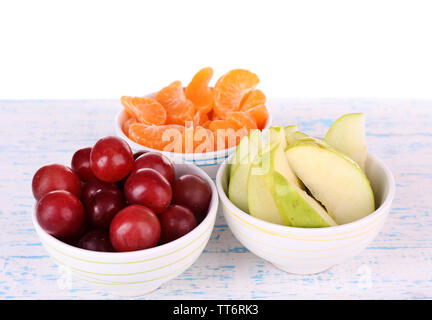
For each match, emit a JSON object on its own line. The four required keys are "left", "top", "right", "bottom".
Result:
{"left": 1, "top": 99, "right": 431, "bottom": 299}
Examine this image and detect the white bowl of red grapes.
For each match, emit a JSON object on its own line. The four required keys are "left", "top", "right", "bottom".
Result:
{"left": 31, "top": 136, "right": 218, "bottom": 296}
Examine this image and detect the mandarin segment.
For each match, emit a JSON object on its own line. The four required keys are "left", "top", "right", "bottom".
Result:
{"left": 121, "top": 96, "right": 136, "bottom": 119}
{"left": 128, "top": 123, "right": 184, "bottom": 152}
{"left": 185, "top": 67, "right": 214, "bottom": 113}
{"left": 202, "top": 120, "right": 212, "bottom": 129}
{"left": 123, "top": 96, "right": 167, "bottom": 125}
{"left": 240, "top": 89, "right": 266, "bottom": 111}
{"left": 246, "top": 104, "right": 269, "bottom": 129}
{"left": 208, "top": 119, "right": 239, "bottom": 132}
{"left": 155, "top": 81, "right": 195, "bottom": 125}
{"left": 121, "top": 96, "right": 165, "bottom": 125}
{"left": 213, "top": 69, "right": 260, "bottom": 119}
{"left": 122, "top": 116, "right": 138, "bottom": 135}
{"left": 193, "top": 109, "right": 210, "bottom": 127}
{"left": 128, "top": 122, "right": 147, "bottom": 145}
{"left": 227, "top": 111, "right": 258, "bottom": 130}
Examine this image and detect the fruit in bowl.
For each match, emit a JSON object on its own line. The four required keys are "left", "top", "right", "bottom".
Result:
{"left": 31, "top": 136, "right": 218, "bottom": 296}
{"left": 218, "top": 113, "right": 395, "bottom": 274}
{"left": 32, "top": 136, "right": 213, "bottom": 252}
{"left": 228, "top": 113, "right": 376, "bottom": 227}
{"left": 114, "top": 68, "right": 273, "bottom": 179}
{"left": 119, "top": 67, "right": 270, "bottom": 154}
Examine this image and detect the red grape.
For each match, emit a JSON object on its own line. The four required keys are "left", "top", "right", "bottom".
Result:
{"left": 124, "top": 168, "right": 172, "bottom": 214}
{"left": 81, "top": 179, "right": 121, "bottom": 206}
{"left": 86, "top": 190, "right": 126, "bottom": 229}
{"left": 132, "top": 152, "right": 175, "bottom": 185}
{"left": 36, "top": 190, "right": 85, "bottom": 238}
{"left": 78, "top": 229, "right": 114, "bottom": 252}
{"left": 158, "top": 205, "right": 197, "bottom": 244}
{"left": 90, "top": 136, "right": 134, "bottom": 182}
{"left": 133, "top": 150, "right": 147, "bottom": 160}
{"left": 115, "top": 178, "right": 127, "bottom": 193}
{"left": 109, "top": 205, "right": 161, "bottom": 252}
{"left": 172, "top": 174, "right": 211, "bottom": 223}
{"left": 71, "top": 147, "right": 96, "bottom": 181}
{"left": 32, "top": 164, "right": 81, "bottom": 200}
{"left": 60, "top": 221, "right": 89, "bottom": 247}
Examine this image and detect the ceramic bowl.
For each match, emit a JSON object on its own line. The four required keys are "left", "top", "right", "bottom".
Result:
{"left": 216, "top": 152, "right": 395, "bottom": 274}
{"left": 32, "top": 163, "right": 218, "bottom": 297}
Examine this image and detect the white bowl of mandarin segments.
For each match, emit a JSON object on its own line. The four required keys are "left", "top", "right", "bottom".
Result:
{"left": 32, "top": 163, "right": 219, "bottom": 297}
{"left": 216, "top": 152, "right": 395, "bottom": 275}
{"left": 115, "top": 110, "right": 272, "bottom": 180}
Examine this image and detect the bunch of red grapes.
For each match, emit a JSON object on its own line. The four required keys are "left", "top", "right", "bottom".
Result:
{"left": 32, "top": 136, "right": 212, "bottom": 252}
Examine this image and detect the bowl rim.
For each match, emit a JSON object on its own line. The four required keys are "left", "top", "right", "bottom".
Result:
{"left": 216, "top": 151, "right": 395, "bottom": 235}
{"left": 31, "top": 162, "right": 219, "bottom": 258}
{"left": 114, "top": 109, "right": 273, "bottom": 159}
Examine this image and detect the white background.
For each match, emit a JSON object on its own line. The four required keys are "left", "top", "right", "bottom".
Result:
{"left": 0, "top": 0, "right": 431, "bottom": 100}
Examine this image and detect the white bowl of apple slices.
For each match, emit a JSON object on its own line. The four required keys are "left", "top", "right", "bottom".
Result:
{"left": 216, "top": 113, "right": 395, "bottom": 274}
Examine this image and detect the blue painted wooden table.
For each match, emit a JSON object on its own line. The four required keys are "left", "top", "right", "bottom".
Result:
{"left": 1, "top": 99, "right": 431, "bottom": 299}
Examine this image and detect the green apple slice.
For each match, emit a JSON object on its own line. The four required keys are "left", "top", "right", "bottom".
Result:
{"left": 228, "top": 130, "right": 263, "bottom": 213}
{"left": 230, "top": 129, "right": 262, "bottom": 178}
{"left": 268, "top": 139, "right": 304, "bottom": 189}
{"left": 272, "top": 171, "right": 337, "bottom": 227}
{"left": 284, "top": 124, "right": 298, "bottom": 132}
{"left": 247, "top": 152, "right": 285, "bottom": 225}
{"left": 229, "top": 133, "right": 247, "bottom": 177}
{"left": 284, "top": 125, "right": 298, "bottom": 139}
{"left": 324, "top": 113, "right": 367, "bottom": 171}
{"left": 229, "top": 164, "right": 251, "bottom": 213}
{"left": 268, "top": 126, "right": 287, "bottom": 149}
{"left": 265, "top": 126, "right": 303, "bottom": 188}
{"left": 285, "top": 140, "right": 375, "bottom": 225}
{"left": 285, "top": 131, "right": 310, "bottom": 146}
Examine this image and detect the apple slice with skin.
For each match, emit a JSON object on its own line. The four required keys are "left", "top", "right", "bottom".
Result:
{"left": 229, "top": 131, "right": 247, "bottom": 177}
{"left": 272, "top": 171, "right": 337, "bottom": 227}
{"left": 230, "top": 129, "right": 262, "bottom": 177}
{"left": 247, "top": 150, "right": 285, "bottom": 225}
{"left": 285, "top": 140, "right": 375, "bottom": 225}
{"left": 284, "top": 125, "right": 298, "bottom": 136}
{"left": 285, "top": 131, "right": 310, "bottom": 146}
{"left": 228, "top": 131, "right": 263, "bottom": 213}
{"left": 229, "top": 163, "right": 252, "bottom": 213}
{"left": 248, "top": 143, "right": 336, "bottom": 227}
{"left": 283, "top": 127, "right": 322, "bottom": 147}
{"left": 266, "top": 142, "right": 336, "bottom": 227}
{"left": 268, "top": 126, "right": 287, "bottom": 149}
{"left": 324, "top": 113, "right": 367, "bottom": 171}
{"left": 267, "top": 126, "right": 303, "bottom": 188}
{"left": 271, "top": 138, "right": 304, "bottom": 189}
